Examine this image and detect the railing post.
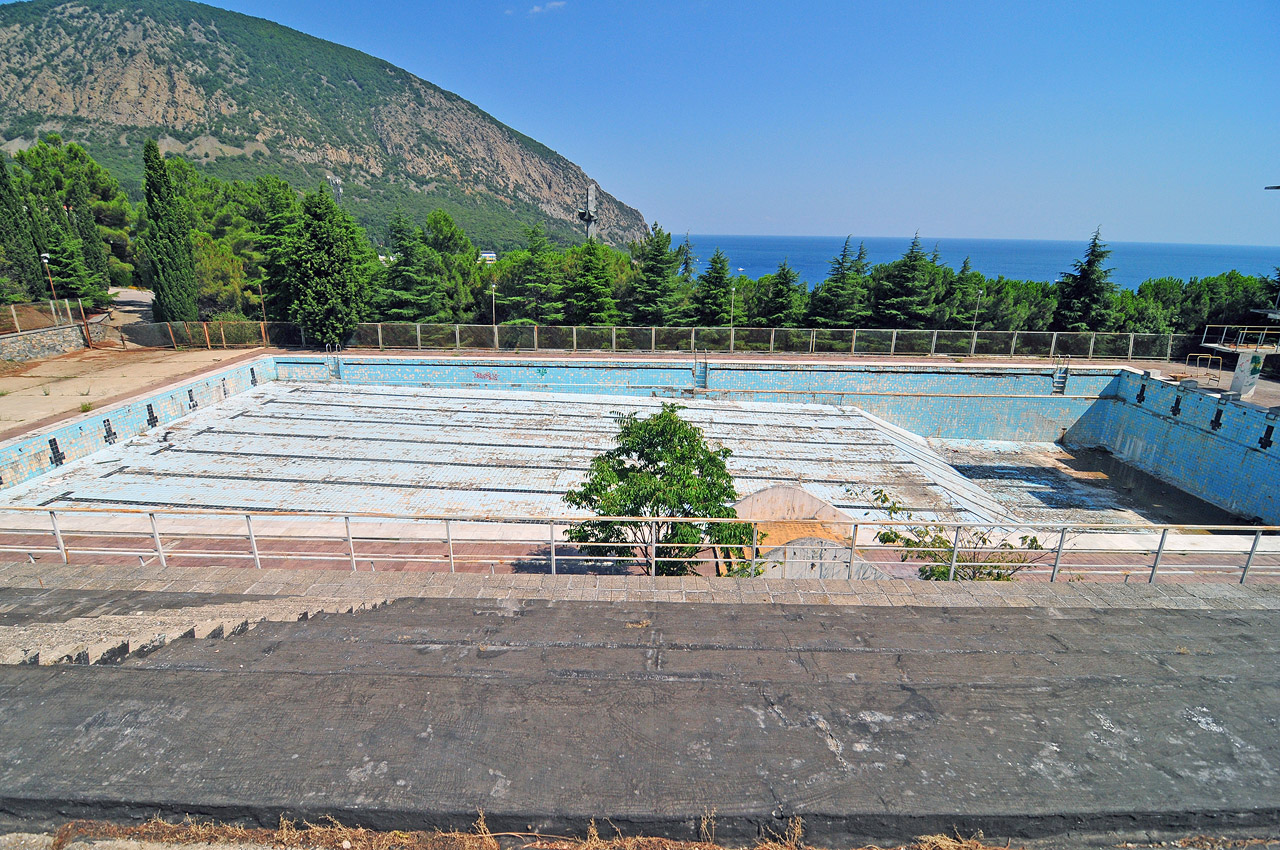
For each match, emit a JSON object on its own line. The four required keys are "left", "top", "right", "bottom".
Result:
{"left": 1149, "top": 528, "right": 1168, "bottom": 583}
{"left": 573, "top": 326, "right": 578, "bottom": 352}
{"left": 220, "top": 323, "right": 228, "bottom": 348}
{"left": 1127, "top": 333, "right": 1135, "bottom": 360}
{"left": 930, "top": 330, "right": 937, "bottom": 355}
{"left": 611, "top": 326, "right": 616, "bottom": 351}
{"left": 345, "top": 516, "right": 358, "bottom": 571}
{"left": 847, "top": 523, "right": 858, "bottom": 575}
{"left": 1050, "top": 332, "right": 1058, "bottom": 357}
{"left": 445, "top": 519, "right": 455, "bottom": 572}
{"left": 1010, "top": 331, "right": 1018, "bottom": 356}
{"left": 769, "top": 328, "right": 775, "bottom": 352}
{"left": 378, "top": 323, "right": 384, "bottom": 350}
{"left": 751, "top": 522, "right": 760, "bottom": 573}
{"left": 416, "top": 324, "right": 422, "bottom": 350}
{"left": 534, "top": 324, "right": 539, "bottom": 351}
{"left": 890, "top": 329, "right": 897, "bottom": 355}
{"left": 203, "top": 322, "right": 212, "bottom": 349}
{"left": 691, "top": 327, "right": 696, "bottom": 351}
{"left": 1241, "top": 530, "right": 1262, "bottom": 584}
{"left": 149, "top": 512, "right": 167, "bottom": 569}
{"left": 649, "top": 520, "right": 658, "bottom": 576}
{"left": 8, "top": 304, "right": 19, "bottom": 333}
{"left": 549, "top": 522, "right": 557, "bottom": 575}
{"left": 245, "top": 514, "right": 262, "bottom": 569}
{"left": 454, "top": 324, "right": 461, "bottom": 349}
{"left": 166, "top": 322, "right": 178, "bottom": 350}
{"left": 1087, "top": 333, "right": 1096, "bottom": 359}
{"left": 850, "top": 329, "right": 857, "bottom": 354}
{"left": 810, "top": 329, "right": 816, "bottom": 353}
{"left": 49, "top": 510, "right": 68, "bottom": 564}
{"left": 651, "top": 326, "right": 656, "bottom": 352}
{"left": 946, "top": 525, "right": 962, "bottom": 581}
{"left": 1049, "top": 527, "right": 1068, "bottom": 582}
{"left": 1166, "top": 335, "right": 1174, "bottom": 361}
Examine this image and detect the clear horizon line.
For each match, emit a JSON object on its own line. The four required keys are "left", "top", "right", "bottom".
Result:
{"left": 678, "top": 233, "right": 1280, "bottom": 251}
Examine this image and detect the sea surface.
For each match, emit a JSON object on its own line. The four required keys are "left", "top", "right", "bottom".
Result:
{"left": 684, "top": 235, "right": 1280, "bottom": 290}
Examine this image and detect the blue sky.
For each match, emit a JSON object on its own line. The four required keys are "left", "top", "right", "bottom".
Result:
{"left": 82, "top": 1, "right": 1280, "bottom": 244}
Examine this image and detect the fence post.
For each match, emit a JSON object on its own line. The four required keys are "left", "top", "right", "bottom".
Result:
{"left": 203, "top": 322, "right": 212, "bottom": 349}
{"left": 730, "top": 327, "right": 735, "bottom": 352}
{"left": 8, "top": 304, "right": 19, "bottom": 333}
{"left": 377, "top": 323, "right": 384, "bottom": 350}
{"left": 49, "top": 510, "right": 68, "bottom": 564}
{"left": 549, "top": 522, "right": 557, "bottom": 575}
{"left": 1127, "top": 333, "right": 1135, "bottom": 360}
{"left": 64, "top": 299, "right": 72, "bottom": 325}
{"left": 1166, "top": 335, "right": 1174, "bottom": 361}
{"left": 1049, "top": 527, "right": 1068, "bottom": 582}
{"left": 534, "top": 325, "right": 539, "bottom": 351}
{"left": 245, "top": 514, "right": 262, "bottom": 569}
{"left": 751, "top": 523, "right": 760, "bottom": 573}
{"left": 691, "top": 327, "right": 696, "bottom": 351}
{"left": 611, "top": 326, "right": 617, "bottom": 351}
{"left": 649, "top": 521, "right": 658, "bottom": 576}
{"left": 969, "top": 330, "right": 978, "bottom": 356}
{"left": 651, "top": 326, "right": 656, "bottom": 352}
{"left": 1050, "top": 332, "right": 1058, "bottom": 357}
{"left": 850, "top": 329, "right": 857, "bottom": 354}
{"left": 1010, "top": 331, "right": 1018, "bottom": 356}
{"left": 1148, "top": 528, "right": 1168, "bottom": 583}
{"left": 445, "top": 519, "right": 455, "bottom": 572}
{"left": 417, "top": 324, "right": 422, "bottom": 350}
{"left": 890, "top": 329, "right": 897, "bottom": 355}
{"left": 166, "top": 323, "right": 178, "bottom": 349}
{"left": 847, "top": 523, "right": 858, "bottom": 574}
{"left": 345, "top": 516, "right": 358, "bottom": 571}
{"left": 946, "top": 526, "right": 962, "bottom": 581}
{"left": 261, "top": 321, "right": 268, "bottom": 346}
{"left": 930, "top": 330, "right": 937, "bottom": 355}
{"left": 149, "top": 512, "right": 167, "bottom": 569}
{"left": 455, "top": 324, "right": 461, "bottom": 349}
{"left": 493, "top": 324, "right": 499, "bottom": 350}
{"left": 810, "top": 329, "right": 817, "bottom": 353}
{"left": 1241, "top": 530, "right": 1262, "bottom": 584}
{"left": 299, "top": 326, "right": 305, "bottom": 348}
{"left": 220, "top": 323, "right": 228, "bottom": 348}
{"left": 1087, "top": 333, "right": 1096, "bottom": 359}
{"left": 769, "top": 328, "right": 775, "bottom": 353}
{"left": 573, "top": 326, "right": 578, "bottom": 351}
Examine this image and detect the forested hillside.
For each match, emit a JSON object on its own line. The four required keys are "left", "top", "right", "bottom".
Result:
{"left": 0, "top": 0, "right": 647, "bottom": 249}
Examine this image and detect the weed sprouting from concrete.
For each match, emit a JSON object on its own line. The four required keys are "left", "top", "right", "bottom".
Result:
{"left": 47, "top": 814, "right": 1024, "bottom": 850}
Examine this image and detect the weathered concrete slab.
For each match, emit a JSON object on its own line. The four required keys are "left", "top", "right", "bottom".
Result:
{"left": 0, "top": 598, "right": 1276, "bottom": 844}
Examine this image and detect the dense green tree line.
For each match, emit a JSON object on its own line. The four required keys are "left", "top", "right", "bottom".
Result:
{"left": 1, "top": 135, "right": 1274, "bottom": 345}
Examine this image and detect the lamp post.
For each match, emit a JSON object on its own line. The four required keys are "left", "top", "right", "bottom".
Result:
{"left": 730, "top": 285, "right": 736, "bottom": 331}
{"left": 971, "top": 287, "right": 984, "bottom": 334}
{"left": 39, "top": 252, "right": 57, "bottom": 301}
{"left": 491, "top": 283, "right": 497, "bottom": 327}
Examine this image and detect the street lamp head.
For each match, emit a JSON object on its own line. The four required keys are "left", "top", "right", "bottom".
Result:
{"left": 39, "top": 253, "right": 50, "bottom": 263}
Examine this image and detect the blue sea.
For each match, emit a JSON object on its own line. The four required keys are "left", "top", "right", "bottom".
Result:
{"left": 684, "top": 235, "right": 1280, "bottom": 290}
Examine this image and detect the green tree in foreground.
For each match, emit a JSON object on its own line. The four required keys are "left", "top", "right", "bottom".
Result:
{"left": 281, "top": 189, "right": 378, "bottom": 346}
{"left": 141, "top": 139, "right": 198, "bottom": 322}
{"left": 1053, "top": 228, "right": 1117, "bottom": 332}
{"left": 563, "top": 403, "right": 755, "bottom": 576}
{"left": 0, "top": 155, "right": 43, "bottom": 300}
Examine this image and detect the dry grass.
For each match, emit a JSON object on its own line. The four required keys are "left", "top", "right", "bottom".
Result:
{"left": 48, "top": 815, "right": 1019, "bottom": 850}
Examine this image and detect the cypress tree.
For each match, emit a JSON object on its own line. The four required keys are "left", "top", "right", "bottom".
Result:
{"left": 1053, "top": 228, "right": 1117, "bottom": 332}
{"left": 283, "top": 188, "right": 376, "bottom": 346}
{"left": 67, "top": 178, "right": 112, "bottom": 306}
{"left": 0, "top": 156, "right": 43, "bottom": 300}
{"left": 141, "top": 139, "right": 198, "bottom": 322}
{"left": 562, "top": 239, "right": 619, "bottom": 326}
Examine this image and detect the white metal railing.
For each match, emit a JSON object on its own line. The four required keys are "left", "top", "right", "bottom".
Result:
{"left": 1, "top": 506, "right": 1276, "bottom": 583}
{"left": 1200, "top": 324, "right": 1280, "bottom": 351}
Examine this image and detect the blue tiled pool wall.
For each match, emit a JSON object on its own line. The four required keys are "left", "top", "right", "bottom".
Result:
{"left": 1064, "top": 372, "right": 1280, "bottom": 522}
{"left": 0, "top": 359, "right": 277, "bottom": 491}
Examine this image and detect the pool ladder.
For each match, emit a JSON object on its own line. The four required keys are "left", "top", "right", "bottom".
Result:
{"left": 692, "top": 349, "right": 709, "bottom": 390}
{"left": 1051, "top": 356, "right": 1070, "bottom": 395}
{"left": 324, "top": 343, "right": 343, "bottom": 381}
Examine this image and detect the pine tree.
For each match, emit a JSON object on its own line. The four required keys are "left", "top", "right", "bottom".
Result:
{"left": 562, "top": 239, "right": 619, "bottom": 325}
{"left": 0, "top": 156, "right": 43, "bottom": 300}
{"left": 751, "top": 260, "right": 805, "bottom": 327}
{"left": 871, "top": 234, "right": 943, "bottom": 327}
{"left": 625, "top": 221, "right": 679, "bottom": 325}
{"left": 141, "top": 139, "right": 198, "bottom": 322}
{"left": 379, "top": 212, "right": 447, "bottom": 323}
{"left": 250, "top": 174, "right": 302, "bottom": 321}
{"left": 35, "top": 207, "right": 91, "bottom": 302}
{"left": 1053, "top": 228, "right": 1117, "bottom": 332}
{"left": 807, "top": 238, "right": 871, "bottom": 327}
{"left": 690, "top": 248, "right": 734, "bottom": 326}
{"left": 282, "top": 188, "right": 377, "bottom": 346}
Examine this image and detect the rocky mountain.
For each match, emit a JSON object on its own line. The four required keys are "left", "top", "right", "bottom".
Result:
{"left": 0, "top": 0, "right": 648, "bottom": 249}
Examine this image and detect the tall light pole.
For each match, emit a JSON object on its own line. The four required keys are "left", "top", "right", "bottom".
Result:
{"left": 490, "top": 283, "right": 497, "bottom": 328}
{"left": 39, "top": 252, "right": 57, "bottom": 301}
{"left": 730, "top": 285, "right": 736, "bottom": 331}
{"left": 971, "top": 287, "right": 984, "bottom": 334}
